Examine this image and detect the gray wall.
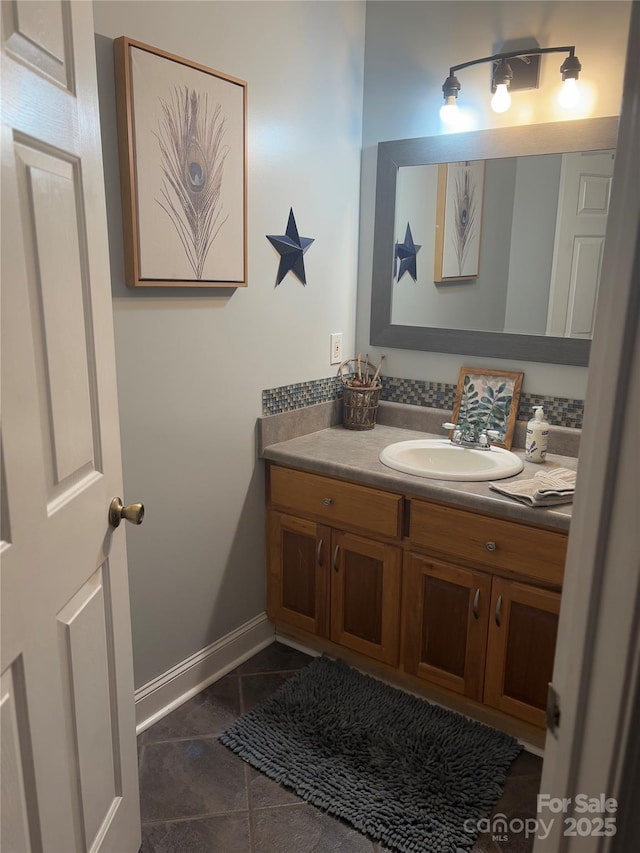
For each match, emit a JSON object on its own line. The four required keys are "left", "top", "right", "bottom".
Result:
{"left": 93, "top": 0, "right": 365, "bottom": 688}
{"left": 357, "top": 1, "right": 632, "bottom": 397}
{"left": 504, "top": 154, "right": 563, "bottom": 335}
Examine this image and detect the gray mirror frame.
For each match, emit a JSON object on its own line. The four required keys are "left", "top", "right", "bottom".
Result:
{"left": 370, "top": 116, "right": 619, "bottom": 366}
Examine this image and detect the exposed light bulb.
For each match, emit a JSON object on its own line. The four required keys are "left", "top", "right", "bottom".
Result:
{"left": 440, "top": 97, "right": 459, "bottom": 124}
{"left": 491, "top": 83, "right": 511, "bottom": 114}
{"left": 558, "top": 77, "right": 580, "bottom": 109}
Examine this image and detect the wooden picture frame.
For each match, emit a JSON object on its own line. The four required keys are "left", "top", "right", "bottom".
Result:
{"left": 451, "top": 367, "right": 523, "bottom": 450}
{"left": 114, "top": 37, "right": 247, "bottom": 287}
{"left": 434, "top": 161, "right": 485, "bottom": 282}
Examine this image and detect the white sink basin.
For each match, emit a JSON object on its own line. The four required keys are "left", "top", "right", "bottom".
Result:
{"left": 379, "top": 438, "right": 524, "bottom": 481}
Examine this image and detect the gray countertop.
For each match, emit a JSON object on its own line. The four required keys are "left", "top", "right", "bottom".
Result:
{"left": 261, "top": 423, "right": 575, "bottom": 532}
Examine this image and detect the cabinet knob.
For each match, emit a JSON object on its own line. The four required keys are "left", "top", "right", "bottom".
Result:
{"left": 322, "top": 497, "right": 332, "bottom": 506}
{"left": 485, "top": 541, "right": 497, "bottom": 552}
{"left": 495, "top": 594, "right": 503, "bottom": 627}
{"left": 317, "top": 539, "right": 324, "bottom": 566}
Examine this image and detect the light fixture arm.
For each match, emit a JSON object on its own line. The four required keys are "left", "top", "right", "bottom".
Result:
{"left": 447, "top": 45, "right": 578, "bottom": 78}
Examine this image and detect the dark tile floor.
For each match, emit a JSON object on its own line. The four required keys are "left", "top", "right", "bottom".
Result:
{"left": 137, "top": 642, "right": 542, "bottom": 852}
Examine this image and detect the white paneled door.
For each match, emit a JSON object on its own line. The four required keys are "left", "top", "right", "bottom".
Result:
{"left": 546, "top": 149, "right": 616, "bottom": 339}
{"left": 1, "top": 2, "right": 141, "bottom": 851}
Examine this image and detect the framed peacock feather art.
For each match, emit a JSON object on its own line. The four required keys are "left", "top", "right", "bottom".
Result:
{"left": 433, "top": 160, "right": 485, "bottom": 282}
{"left": 114, "top": 37, "right": 247, "bottom": 287}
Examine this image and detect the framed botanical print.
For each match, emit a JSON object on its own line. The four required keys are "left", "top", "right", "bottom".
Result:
{"left": 451, "top": 367, "right": 523, "bottom": 449}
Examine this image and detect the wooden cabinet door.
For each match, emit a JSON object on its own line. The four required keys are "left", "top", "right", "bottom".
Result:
{"left": 267, "top": 512, "right": 330, "bottom": 637}
{"left": 484, "top": 579, "right": 560, "bottom": 727}
{"left": 403, "top": 554, "right": 491, "bottom": 701}
{"left": 330, "top": 531, "right": 402, "bottom": 666}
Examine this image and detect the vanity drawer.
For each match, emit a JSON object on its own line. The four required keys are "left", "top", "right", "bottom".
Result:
{"left": 269, "top": 465, "right": 403, "bottom": 539}
{"left": 410, "top": 499, "right": 567, "bottom": 585}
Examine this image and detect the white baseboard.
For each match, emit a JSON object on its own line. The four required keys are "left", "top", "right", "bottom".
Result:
{"left": 135, "top": 613, "right": 275, "bottom": 734}
{"left": 274, "top": 632, "right": 321, "bottom": 658}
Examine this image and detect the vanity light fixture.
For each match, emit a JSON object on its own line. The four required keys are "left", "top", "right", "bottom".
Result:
{"left": 440, "top": 45, "right": 582, "bottom": 121}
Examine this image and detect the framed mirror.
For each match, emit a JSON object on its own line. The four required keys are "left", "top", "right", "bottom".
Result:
{"left": 370, "top": 116, "right": 618, "bottom": 366}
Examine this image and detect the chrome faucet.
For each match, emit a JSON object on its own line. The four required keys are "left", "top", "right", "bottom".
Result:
{"left": 442, "top": 421, "right": 500, "bottom": 450}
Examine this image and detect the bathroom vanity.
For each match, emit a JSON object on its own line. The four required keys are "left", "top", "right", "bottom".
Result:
{"left": 262, "top": 419, "right": 574, "bottom": 746}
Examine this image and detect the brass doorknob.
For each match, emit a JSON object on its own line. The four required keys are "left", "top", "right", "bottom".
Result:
{"left": 109, "top": 497, "right": 144, "bottom": 528}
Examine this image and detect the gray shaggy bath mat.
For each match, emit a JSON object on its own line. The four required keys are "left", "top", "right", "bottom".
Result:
{"left": 219, "top": 655, "right": 522, "bottom": 852}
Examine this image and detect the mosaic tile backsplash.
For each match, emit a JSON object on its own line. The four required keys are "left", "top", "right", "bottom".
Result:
{"left": 262, "top": 375, "right": 584, "bottom": 429}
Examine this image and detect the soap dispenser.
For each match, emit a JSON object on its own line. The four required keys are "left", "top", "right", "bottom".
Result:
{"left": 525, "top": 406, "right": 549, "bottom": 463}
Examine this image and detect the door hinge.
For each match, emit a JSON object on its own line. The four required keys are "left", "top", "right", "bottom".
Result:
{"left": 546, "top": 683, "right": 561, "bottom": 736}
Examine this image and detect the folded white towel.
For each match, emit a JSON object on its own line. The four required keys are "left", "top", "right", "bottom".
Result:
{"left": 489, "top": 467, "right": 577, "bottom": 507}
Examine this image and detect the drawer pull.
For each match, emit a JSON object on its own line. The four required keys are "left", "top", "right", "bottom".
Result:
{"left": 317, "top": 539, "right": 323, "bottom": 566}
{"left": 322, "top": 497, "right": 333, "bottom": 506}
{"left": 485, "top": 541, "right": 497, "bottom": 552}
{"left": 472, "top": 588, "right": 480, "bottom": 620}
{"left": 333, "top": 545, "right": 340, "bottom": 572}
{"left": 495, "top": 594, "right": 503, "bottom": 627}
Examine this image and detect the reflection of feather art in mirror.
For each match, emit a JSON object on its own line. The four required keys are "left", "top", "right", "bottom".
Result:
{"left": 452, "top": 166, "right": 477, "bottom": 275}
{"left": 155, "top": 87, "right": 229, "bottom": 280}
{"left": 434, "top": 160, "right": 485, "bottom": 282}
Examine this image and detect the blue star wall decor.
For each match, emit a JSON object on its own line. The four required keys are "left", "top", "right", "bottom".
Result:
{"left": 395, "top": 222, "right": 421, "bottom": 283}
{"left": 267, "top": 208, "right": 315, "bottom": 286}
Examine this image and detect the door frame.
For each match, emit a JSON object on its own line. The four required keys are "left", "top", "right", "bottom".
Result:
{"left": 536, "top": 5, "right": 640, "bottom": 851}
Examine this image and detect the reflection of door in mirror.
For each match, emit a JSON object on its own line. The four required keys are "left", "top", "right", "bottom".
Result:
{"left": 546, "top": 151, "right": 615, "bottom": 338}
{"left": 392, "top": 150, "right": 613, "bottom": 339}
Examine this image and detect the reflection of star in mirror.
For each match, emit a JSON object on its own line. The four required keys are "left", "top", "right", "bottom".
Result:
{"left": 395, "top": 223, "right": 421, "bottom": 282}
{"left": 267, "top": 208, "right": 315, "bottom": 285}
